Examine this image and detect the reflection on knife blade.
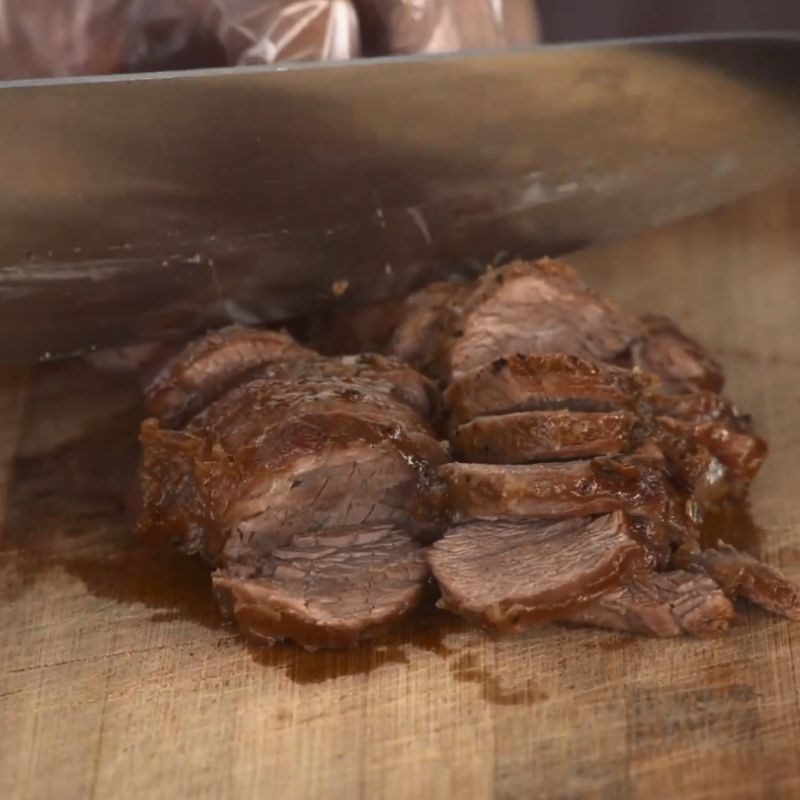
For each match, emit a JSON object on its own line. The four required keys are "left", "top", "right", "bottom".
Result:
{"left": 1, "top": 35, "right": 800, "bottom": 363}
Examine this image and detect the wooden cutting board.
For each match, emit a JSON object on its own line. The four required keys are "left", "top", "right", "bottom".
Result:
{"left": 3, "top": 178, "right": 800, "bottom": 800}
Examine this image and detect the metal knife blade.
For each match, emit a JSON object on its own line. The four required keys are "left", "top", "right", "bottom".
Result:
{"left": 1, "top": 34, "right": 799, "bottom": 364}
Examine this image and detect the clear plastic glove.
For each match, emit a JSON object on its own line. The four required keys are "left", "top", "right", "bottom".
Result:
{"left": 217, "top": 0, "right": 361, "bottom": 65}
{"left": 0, "top": 0, "right": 226, "bottom": 78}
{"left": 0, "top": 0, "right": 539, "bottom": 78}
{"left": 354, "top": 0, "right": 540, "bottom": 56}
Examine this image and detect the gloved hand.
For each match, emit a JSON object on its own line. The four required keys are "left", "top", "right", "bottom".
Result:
{"left": 0, "top": 0, "right": 540, "bottom": 79}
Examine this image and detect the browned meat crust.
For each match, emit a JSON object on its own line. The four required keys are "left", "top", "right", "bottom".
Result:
{"left": 144, "top": 326, "right": 315, "bottom": 426}
{"left": 452, "top": 409, "right": 637, "bottom": 464}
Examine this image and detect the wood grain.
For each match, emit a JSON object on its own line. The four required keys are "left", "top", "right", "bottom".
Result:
{"left": 3, "top": 179, "right": 800, "bottom": 800}
{"left": 0, "top": 367, "right": 28, "bottom": 540}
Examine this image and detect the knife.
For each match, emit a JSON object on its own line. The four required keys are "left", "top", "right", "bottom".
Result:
{"left": 1, "top": 33, "right": 799, "bottom": 364}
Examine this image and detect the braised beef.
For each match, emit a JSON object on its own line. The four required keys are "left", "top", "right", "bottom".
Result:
{"left": 651, "top": 390, "right": 753, "bottom": 428}
{"left": 676, "top": 543, "right": 800, "bottom": 620}
{"left": 139, "top": 399, "right": 448, "bottom": 561}
{"left": 135, "top": 255, "right": 798, "bottom": 648}
{"left": 643, "top": 421, "right": 729, "bottom": 507}
{"left": 569, "top": 571, "right": 735, "bottom": 636}
{"left": 436, "top": 259, "right": 642, "bottom": 380}
{"left": 213, "top": 524, "right": 429, "bottom": 649}
{"left": 185, "top": 370, "right": 435, "bottom": 440}
{"left": 231, "top": 353, "right": 434, "bottom": 419}
{"left": 453, "top": 410, "right": 637, "bottom": 464}
{"left": 631, "top": 313, "right": 725, "bottom": 394}
{"left": 136, "top": 330, "right": 450, "bottom": 647}
{"left": 390, "top": 259, "right": 729, "bottom": 394}
{"left": 657, "top": 416, "right": 767, "bottom": 490}
{"left": 144, "top": 325, "right": 314, "bottom": 426}
{"left": 428, "top": 511, "right": 647, "bottom": 632}
{"left": 390, "top": 280, "right": 472, "bottom": 378}
{"left": 439, "top": 457, "right": 693, "bottom": 561}
{"left": 443, "top": 353, "right": 646, "bottom": 427}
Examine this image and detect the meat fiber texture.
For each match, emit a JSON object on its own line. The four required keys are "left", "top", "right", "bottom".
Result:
{"left": 136, "top": 327, "right": 449, "bottom": 648}
{"left": 384, "top": 258, "right": 794, "bottom": 635}
{"left": 392, "top": 260, "right": 767, "bottom": 500}
{"left": 136, "top": 258, "right": 799, "bottom": 648}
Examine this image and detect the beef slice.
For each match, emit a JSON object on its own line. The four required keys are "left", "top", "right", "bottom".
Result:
{"left": 453, "top": 409, "right": 636, "bottom": 464}
{"left": 569, "top": 570, "right": 735, "bottom": 636}
{"left": 444, "top": 352, "right": 647, "bottom": 427}
{"left": 145, "top": 325, "right": 315, "bottom": 425}
{"left": 428, "top": 511, "right": 647, "bottom": 633}
{"left": 678, "top": 543, "right": 800, "bottom": 620}
{"left": 214, "top": 524, "right": 429, "bottom": 649}
{"left": 631, "top": 313, "right": 725, "bottom": 394}
{"left": 444, "top": 259, "right": 643, "bottom": 380}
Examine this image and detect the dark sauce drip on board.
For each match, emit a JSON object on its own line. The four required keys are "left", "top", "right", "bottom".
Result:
{"left": 699, "top": 501, "right": 764, "bottom": 556}
{"left": 2, "top": 440, "right": 224, "bottom": 631}
{"left": 247, "top": 608, "right": 462, "bottom": 684}
{"left": 248, "top": 642, "right": 410, "bottom": 684}
{"left": 65, "top": 546, "right": 223, "bottom": 630}
{"left": 1, "top": 392, "right": 223, "bottom": 632}
{"left": 451, "top": 651, "right": 548, "bottom": 705}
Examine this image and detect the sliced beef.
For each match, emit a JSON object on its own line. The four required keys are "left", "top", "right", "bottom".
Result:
{"left": 453, "top": 409, "right": 637, "bottom": 464}
{"left": 651, "top": 390, "right": 751, "bottom": 429}
{"left": 428, "top": 511, "right": 647, "bottom": 633}
{"left": 159, "top": 352, "right": 439, "bottom": 434}
{"left": 138, "top": 407, "right": 448, "bottom": 565}
{"left": 658, "top": 416, "right": 767, "bottom": 491}
{"left": 644, "top": 424, "right": 728, "bottom": 508}
{"left": 437, "top": 259, "right": 643, "bottom": 380}
{"left": 631, "top": 313, "right": 725, "bottom": 394}
{"left": 647, "top": 390, "right": 766, "bottom": 487}
{"left": 336, "top": 353, "right": 440, "bottom": 418}
{"left": 444, "top": 353, "right": 647, "bottom": 427}
{"left": 252, "top": 353, "right": 439, "bottom": 421}
{"left": 568, "top": 571, "right": 735, "bottom": 636}
{"left": 186, "top": 373, "right": 434, "bottom": 444}
{"left": 439, "top": 347, "right": 764, "bottom": 499}
{"left": 677, "top": 543, "right": 800, "bottom": 620}
{"left": 390, "top": 280, "right": 472, "bottom": 377}
{"left": 136, "top": 418, "right": 233, "bottom": 557}
{"left": 439, "top": 457, "right": 694, "bottom": 561}
{"left": 219, "top": 415, "right": 449, "bottom": 562}
{"left": 137, "top": 328, "right": 450, "bottom": 649}
{"left": 440, "top": 350, "right": 764, "bottom": 504}
{"left": 440, "top": 459, "right": 642, "bottom": 521}
{"left": 138, "top": 338, "right": 449, "bottom": 562}
{"left": 696, "top": 422, "right": 767, "bottom": 485}
{"left": 306, "top": 297, "right": 408, "bottom": 356}
{"left": 136, "top": 255, "right": 784, "bottom": 647}
{"left": 389, "top": 260, "right": 725, "bottom": 400}
{"left": 144, "top": 326, "right": 315, "bottom": 426}
{"left": 213, "top": 524, "right": 429, "bottom": 649}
